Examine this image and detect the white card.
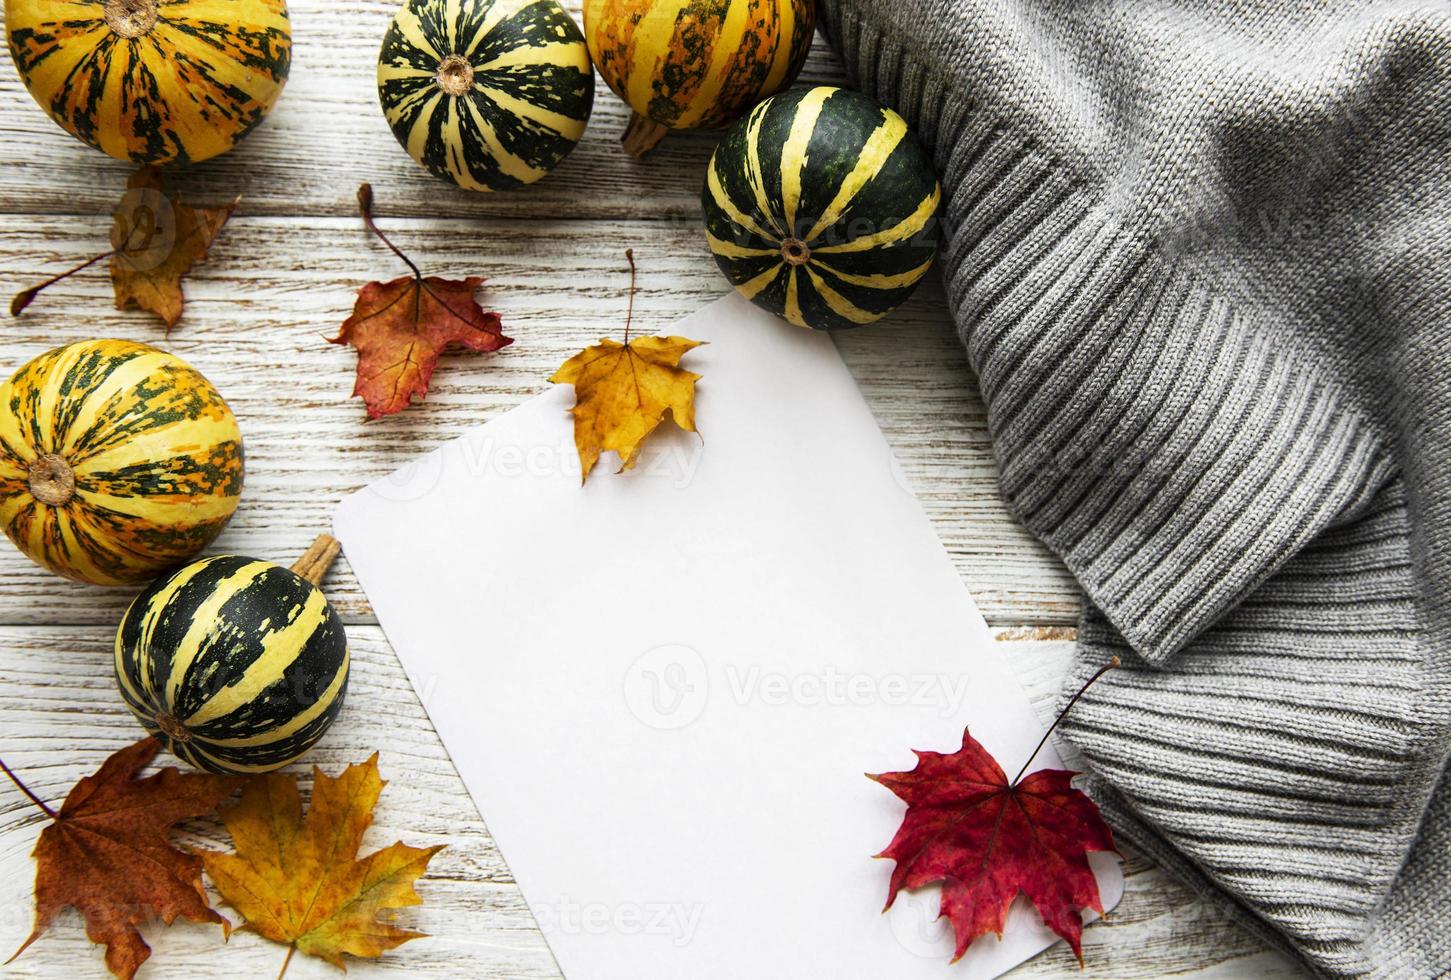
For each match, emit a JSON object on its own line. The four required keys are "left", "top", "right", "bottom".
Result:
{"left": 334, "top": 293, "right": 1121, "bottom": 979}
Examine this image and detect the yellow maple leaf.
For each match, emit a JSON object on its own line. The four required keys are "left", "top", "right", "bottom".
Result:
{"left": 200, "top": 754, "right": 442, "bottom": 977}
{"left": 550, "top": 251, "right": 705, "bottom": 482}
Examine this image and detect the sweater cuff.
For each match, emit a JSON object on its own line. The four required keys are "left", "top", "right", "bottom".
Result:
{"left": 820, "top": 4, "right": 1395, "bottom": 662}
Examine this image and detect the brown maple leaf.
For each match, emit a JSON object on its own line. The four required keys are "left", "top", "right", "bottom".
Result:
{"left": 870, "top": 659, "right": 1120, "bottom": 963}
{"left": 2, "top": 738, "right": 240, "bottom": 980}
{"left": 111, "top": 167, "right": 236, "bottom": 328}
{"left": 201, "top": 753, "right": 443, "bottom": 977}
{"left": 11, "top": 166, "right": 236, "bottom": 328}
{"left": 550, "top": 250, "right": 704, "bottom": 482}
{"left": 331, "top": 184, "right": 512, "bottom": 419}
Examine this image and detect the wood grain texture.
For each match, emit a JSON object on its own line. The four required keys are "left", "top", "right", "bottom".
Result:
{"left": 0, "top": 629, "right": 1302, "bottom": 979}
{"left": 0, "top": 214, "right": 1078, "bottom": 628}
{"left": 0, "top": 4, "right": 1298, "bottom": 976}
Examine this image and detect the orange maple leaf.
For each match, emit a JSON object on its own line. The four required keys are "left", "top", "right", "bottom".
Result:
{"left": 201, "top": 753, "right": 443, "bottom": 977}
{"left": 3, "top": 738, "right": 240, "bottom": 980}
{"left": 550, "top": 250, "right": 704, "bottom": 482}
{"left": 331, "top": 184, "right": 511, "bottom": 419}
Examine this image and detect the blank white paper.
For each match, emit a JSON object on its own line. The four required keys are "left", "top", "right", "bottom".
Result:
{"left": 333, "top": 292, "right": 1122, "bottom": 980}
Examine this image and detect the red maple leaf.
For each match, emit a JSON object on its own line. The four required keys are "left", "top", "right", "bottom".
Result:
{"left": 870, "top": 661, "right": 1120, "bottom": 963}
{"left": 2, "top": 738, "right": 240, "bottom": 979}
{"left": 331, "top": 184, "right": 511, "bottom": 419}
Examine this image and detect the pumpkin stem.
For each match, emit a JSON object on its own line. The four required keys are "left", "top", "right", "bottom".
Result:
{"left": 622, "top": 112, "right": 669, "bottom": 159}
{"left": 104, "top": 0, "right": 158, "bottom": 38}
{"left": 154, "top": 713, "right": 193, "bottom": 743}
{"left": 780, "top": 238, "right": 811, "bottom": 267}
{"left": 27, "top": 454, "right": 75, "bottom": 507}
{"left": 0, "top": 756, "right": 58, "bottom": 820}
{"left": 1011, "top": 656, "right": 1120, "bottom": 786}
{"left": 356, "top": 183, "right": 422, "bottom": 282}
{"left": 435, "top": 54, "right": 475, "bottom": 98}
{"left": 290, "top": 533, "right": 341, "bottom": 586}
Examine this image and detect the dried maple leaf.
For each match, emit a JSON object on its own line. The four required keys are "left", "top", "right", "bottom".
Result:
{"left": 331, "top": 184, "right": 512, "bottom": 419}
{"left": 201, "top": 753, "right": 443, "bottom": 977}
{"left": 550, "top": 250, "right": 704, "bottom": 482}
{"left": 1, "top": 737, "right": 240, "bottom": 980}
{"left": 870, "top": 660, "right": 1121, "bottom": 963}
{"left": 11, "top": 166, "right": 236, "bottom": 329}
{"left": 111, "top": 167, "right": 236, "bottom": 328}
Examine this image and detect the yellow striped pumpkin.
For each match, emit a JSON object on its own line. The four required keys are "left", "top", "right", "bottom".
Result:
{"left": 378, "top": 0, "right": 594, "bottom": 191}
{"left": 703, "top": 86, "right": 941, "bottom": 330}
{"left": 115, "top": 554, "right": 349, "bottom": 774}
{"left": 5, "top": 0, "right": 291, "bottom": 165}
{"left": 0, "top": 340, "right": 243, "bottom": 586}
{"left": 583, "top": 0, "right": 814, "bottom": 154}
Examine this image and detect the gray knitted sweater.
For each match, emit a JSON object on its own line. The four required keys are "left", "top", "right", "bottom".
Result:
{"left": 815, "top": 1, "right": 1451, "bottom": 976}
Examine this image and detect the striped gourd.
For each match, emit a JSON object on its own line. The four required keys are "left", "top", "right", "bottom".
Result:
{"left": 5, "top": 0, "right": 290, "bottom": 165}
{"left": 0, "top": 340, "right": 243, "bottom": 586}
{"left": 584, "top": 0, "right": 814, "bottom": 154}
{"left": 378, "top": 0, "right": 593, "bottom": 192}
{"left": 115, "top": 554, "right": 350, "bottom": 775}
{"left": 702, "top": 86, "right": 941, "bottom": 330}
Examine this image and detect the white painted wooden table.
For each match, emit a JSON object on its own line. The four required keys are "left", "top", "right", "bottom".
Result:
{"left": 0, "top": 4, "right": 1306, "bottom": 977}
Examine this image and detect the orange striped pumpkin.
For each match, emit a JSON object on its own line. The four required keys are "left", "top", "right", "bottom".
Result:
{"left": 5, "top": 0, "right": 291, "bottom": 165}
{"left": 0, "top": 340, "right": 243, "bottom": 586}
{"left": 583, "top": 0, "right": 815, "bottom": 154}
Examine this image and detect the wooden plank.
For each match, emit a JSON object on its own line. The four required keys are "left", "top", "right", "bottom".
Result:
{"left": 0, "top": 1, "right": 851, "bottom": 220}
{"left": 0, "top": 213, "right": 1079, "bottom": 628}
{"left": 0, "top": 627, "right": 1300, "bottom": 979}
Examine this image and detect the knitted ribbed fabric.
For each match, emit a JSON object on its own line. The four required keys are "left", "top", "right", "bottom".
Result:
{"left": 814, "top": 2, "right": 1451, "bottom": 976}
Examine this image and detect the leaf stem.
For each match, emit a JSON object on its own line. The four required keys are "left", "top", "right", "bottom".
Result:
{"left": 1011, "top": 656, "right": 1120, "bottom": 786}
{"left": 10, "top": 246, "right": 121, "bottom": 316}
{"left": 9, "top": 193, "right": 168, "bottom": 317}
{"left": 622, "top": 248, "right": 637, "bottom": 346}
{"left": 357, "top": 183, "right": 422, "bottom": 282}
{"left": 276, "top": 945, "right": 295, "bottom": 980}
{"left": 0, "top": 757, "right": 57, "bottom": 820}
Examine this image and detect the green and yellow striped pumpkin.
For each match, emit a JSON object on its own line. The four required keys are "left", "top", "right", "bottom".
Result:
{"left": 5, "top": 0, "right": 291, "bottom": 165}
{"left": 0, "top": 340, "right": 243, "bottom": 586}
{"left": 115, "top": 554, "right": 350, "bottom": 775}
{"left": 584, "top": 0, "right": 814, "bottom": 152}
{"left": 703, "top": 86, "right": 941, "bottom": 330}
{"left": 378, "top": 0, "right": 593, "bottom": 192}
